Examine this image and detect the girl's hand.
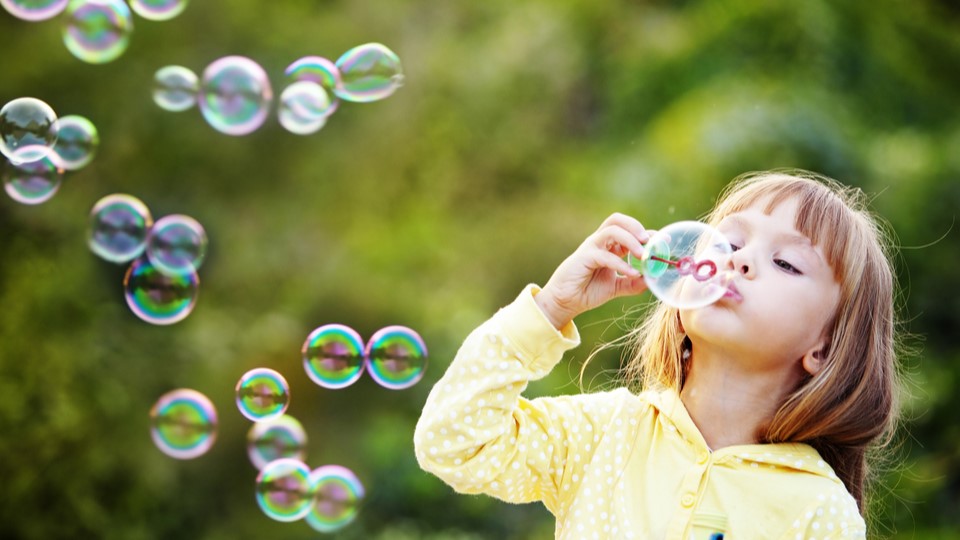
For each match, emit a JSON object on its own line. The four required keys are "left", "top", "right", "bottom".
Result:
{"left": 535, "top": 213, "right": 651, "bottom": 329}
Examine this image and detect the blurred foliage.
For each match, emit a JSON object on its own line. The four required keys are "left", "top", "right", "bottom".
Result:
{"left": 1, "top": 0, "right": 959, "bottom": 538}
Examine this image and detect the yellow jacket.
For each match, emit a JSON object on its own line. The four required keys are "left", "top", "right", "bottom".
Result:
{"left": 415, "top": 285, "right": 866, "bottom": 539}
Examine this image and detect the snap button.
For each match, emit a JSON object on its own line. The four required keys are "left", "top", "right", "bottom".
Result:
{"left": 681, "top": 493, "right": 695, "bottom": 507}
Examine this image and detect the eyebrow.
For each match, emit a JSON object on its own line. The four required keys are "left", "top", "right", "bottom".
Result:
{"left": 720, "top": 215, "right": 826, "bottom": 266}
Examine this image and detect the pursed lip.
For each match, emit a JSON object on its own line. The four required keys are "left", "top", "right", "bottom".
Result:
{"left": 723, "top": 282, "right": 743, "bottom": 302}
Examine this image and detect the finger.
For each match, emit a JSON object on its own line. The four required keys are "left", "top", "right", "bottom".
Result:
{"left": 592, "top": 225, "right": 646, "bottom": 259}
{"left": 598, "top": 213, "right": 650, "bottom": 243}
{"left": 591, "top": 249, "right": 642, "bottom": 277}
{"left": 613, "top": 274, "right": 648, "bottom": 298}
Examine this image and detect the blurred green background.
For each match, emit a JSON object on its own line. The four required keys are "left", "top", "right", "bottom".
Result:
{"left": 2, "top": 0, "right": 959, "bottom": 538}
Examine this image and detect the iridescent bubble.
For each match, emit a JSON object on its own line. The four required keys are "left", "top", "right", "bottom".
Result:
{"left": 302, "top": 324, "right": 365, "bottom": 390}
{"left": 255, "top": 458, "right": 313, "bottom": 522}
{"left": 285, "top": 56, "right": 340, "bottom": 115}
{"left": 88, "top": 193, "right": 153, "bottom": 263}
{"left": 149, "top": 388, "right": 217, "bottom": 460}
{"left": 278, "top": 82, "right": 331, "bottom": 135}
{"left": 0, "top": 97, "right": 59, "bottom": 165}
{"left": 62, "top": 0, "right": 134, "bottom": 65}
{"left": 286, "top": 56, "right": 341, "bottom": 90}
{"left": 51, "top": 114, "right": 98, "bottom": 170}
{"left": 364, "top": 326, "right": 427, "bottom": 390}
{"left": 128, "top": 0, "right": 186, "bottom": 21}
{"left": 152, "top": 65, "right": 199, "bottom": 112}
{"left": 0, "top": 0, "right": 68, "bottom": 21}
{"left": 123, "top": 257, "right": 199, "bottom": 325}
{"left": 627, "top": 221, "right": 734, "bottom": 309}
{"left": 247, "top": 414, "right": 307, "bottom": 470}
{"left": 306, "top": 465, "right": 365, "bottom": 533}
{"left": 199, "top": 56, "right": 273, "bottom": 136}
{"left": 146, "top": 214, "right": 207, "bottom": 276}
{"left": 235, "top": 368, "right": 290, "bottom": 422}
{"left": 2, "top": 155, "right": 63, "bottom": 205}
{"left": 334, "top": 43, "right": 404, "bottom": 103}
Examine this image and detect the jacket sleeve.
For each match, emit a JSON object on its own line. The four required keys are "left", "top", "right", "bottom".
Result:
{"left": 413, "top": 285, "right": 621, "bottom": 513}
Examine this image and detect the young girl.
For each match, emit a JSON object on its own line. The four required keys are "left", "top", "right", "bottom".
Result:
{"left": 414, "top": 170, "right": 899, "bottom": 539}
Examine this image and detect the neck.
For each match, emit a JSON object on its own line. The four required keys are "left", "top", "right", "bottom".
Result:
{"left": 679, "top": 346, "right": 803, "bottom": 450}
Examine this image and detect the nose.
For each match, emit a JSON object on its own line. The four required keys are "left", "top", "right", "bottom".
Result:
{"left": 730, "top": 248, "right": 755, "bottom": 279}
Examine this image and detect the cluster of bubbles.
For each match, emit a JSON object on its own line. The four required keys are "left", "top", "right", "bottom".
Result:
{"left": 152, "top": 42, "right": 404, "bottom": 136}
{"left": 302, "top": 324, "right": 427, "bottom": 390}
{"left": 148, "top": 322, "right": 426, "bottom": 530}
{"left": 1, "top": 0, "right": 188, "bottom": 64}
{"left": 626, "top": 221, "right": 736, "bottom": 309}
{"left": 0, "top": 97, "right": 99, "bottom": 204}
{"left": 87, "top": 193, "right": 208, "bottom": 324}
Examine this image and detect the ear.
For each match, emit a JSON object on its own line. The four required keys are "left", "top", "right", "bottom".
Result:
{"left": 801, "top": 344, "right": 827, "bottom": 376}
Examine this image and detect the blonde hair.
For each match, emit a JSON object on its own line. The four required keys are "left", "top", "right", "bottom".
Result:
{"left": 622, "top": 170, "right": 899, "bottom": 511}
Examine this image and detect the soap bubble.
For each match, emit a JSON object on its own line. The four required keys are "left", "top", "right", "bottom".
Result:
{"left": 364, "top": 326, "right": 427, "bottom": 390}
{"left": 235, "top": 368, "right": 290, "bottom": 422}
{"left": 334, "top": 43, "right": 403, "bottom": 103}
{"left": 306, "top": 465, "right": 365, "bottom": 533}
{"left": 128, "top": 0, "right": 187, "bottom": 21}
{"left": 627, "top": 221, "right": 734, "bottom": 309}
{"left": 124, "top": 257, "right": 199, "bottom": 325}
{"left": 247, "top": 415, "right": 307, "bottom": 470}
{"left": 153, "top": 65, "right": 199, "bottom": 112}
{"left": 255, "top": 458, "right": 313, "bottom": 522}
{"left": 302, "top": 324, "right": 365, "bottom": 390}
{"left": 2, "top": 155, "right": 63, "bottom": 205}
{"left": 0, "top": 97, "right": 59, "bottom": 165}
{"left": 88, "top": 194, "right": 153, "bottom": 263}
{"left": 0, "top": 0, "right": 68, "bottom": 21}
{"left": 52, "top": 114, "right": 98, "bottom": 170}
{"left": 146, "top": 214, "right": 208, "bottom": 276}
{"left": 150, "top": 388, "right": 217, "bottom": 459}
{"left": 199, "top": 56, "right": 273, "bottom": 136}
{"left": 278, "top": 82, "right": 331, "bottom": 135}
{"left": 285, "top": 56, "right": 340, "bottom": 116}
{"left": 62, "top": 0, "right": 134, "bottom": 65}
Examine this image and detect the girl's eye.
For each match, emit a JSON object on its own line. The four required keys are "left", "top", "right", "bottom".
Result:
{"left": 775, "top": 259, "right": 801, "bottom": 275}
{"left": 730, "top": 244, "right": 741, "bottom": 252}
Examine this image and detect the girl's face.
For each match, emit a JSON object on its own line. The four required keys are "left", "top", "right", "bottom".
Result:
{"left": 680, "top": 196, "right": 841, "bottom": 373}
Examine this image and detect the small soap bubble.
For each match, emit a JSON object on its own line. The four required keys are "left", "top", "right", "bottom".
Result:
{"left": 0, "top": 0, "right": 68, "bottom": 21}
{"left": 124, "top": 257, "right": 199, "bottom": 325}
{"left": 306, "top": 465, "right": 365, "bottom": 533}
{"left": 62, "top": 0, "right": 134, "bottom": 65}
{"left": 199, "top": 56, "right": 273, "bottom": 136}
{"left": 88, "top": 193, "right": 153, "bottom": 263}
{"left": 52, "top": 114, "right": 98, "bottom": 170}
{"left": 278, "top": 82, "right": 331, "bottom": 135}
{"left": 150, "top": 388, "right": 217, "bottom": 459}
{"left": 285, "top": 56, "right": 341, "bottom": 115}
{"left": 236, "top": 368, "right": 290, "bottom": 422}
{"left": 334, "top": 43, "right": 404, "bottom": 103}
{"left": 146, "top": 214, "right": 207, "bottom": 276}
{"left": 256, "top": 458, "right": 313, "bottom": 522}
{"left": 247, "top": 414, "right": 307, "bottom": 470}
{"left": 153, "top": 65, "right": 199, "bottom": 112}
{"left": 0, "top": 97, "right": 59, "bottom": 165}
{"left": 627, "top": 221, "right": 734, "bottom": 309}
{"left": 128, "top": 0, "right": 186, "bottom": 21}
{"left": 286, "top": 56, "right": 341, "bottom": 91}
{"left": 302, "top": 324, "right": 365, "bottom": 390}
{"left": 2, "top": 155, "right": 63, "bottom": 205}
{"left": 364, "top": 326, "right": 427, "bottom": 390}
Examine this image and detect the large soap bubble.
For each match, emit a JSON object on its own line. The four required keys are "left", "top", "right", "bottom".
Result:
{"left": 628, "top": 221, "right": 734, "bottom": 309}
{"left": 334, "top": 43, "right": 403, "bottom": 103}
{"left": 198, "top": 56, "right": 273, "bottom": 136}
{"left": 62, "top": 0, "right": 134, "bottom": 64}
{"left": 0, "top": 0, "right": 68, "bottom": 21}
{"left": 0, "top": 97, "right": 59, "bottom": 165}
